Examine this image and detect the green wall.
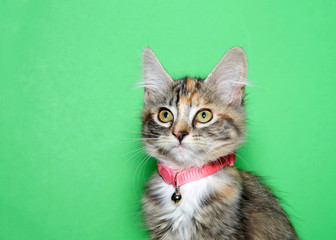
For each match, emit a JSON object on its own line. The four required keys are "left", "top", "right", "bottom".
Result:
{"left": 1, "top": 0, "right": 335, "bottom": 239}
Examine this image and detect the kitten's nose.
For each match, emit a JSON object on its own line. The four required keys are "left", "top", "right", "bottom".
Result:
{"left": 172, "top": 131, "right": 188, "bottom": 143}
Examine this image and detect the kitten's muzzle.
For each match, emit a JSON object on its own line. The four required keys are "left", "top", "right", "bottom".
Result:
{"left": 172, "top": 130, "right": 188, "bottom": 144}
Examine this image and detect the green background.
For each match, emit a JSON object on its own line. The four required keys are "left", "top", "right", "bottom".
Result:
{"left": 1, "top": 0, "right": 335, "bottom": 239}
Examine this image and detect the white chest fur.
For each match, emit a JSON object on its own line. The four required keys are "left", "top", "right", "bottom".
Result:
{"left": 151, "top": 170, "right": 237, "bottom": 240}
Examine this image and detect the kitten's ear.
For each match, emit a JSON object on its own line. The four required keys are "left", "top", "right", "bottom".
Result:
{"left": 205, "top": 47, "right": 247, "bottom": 106}
{"left": 142, "top": 48, "right": 174, "bottom": 104}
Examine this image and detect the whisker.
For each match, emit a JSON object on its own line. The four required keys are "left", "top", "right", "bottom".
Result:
{"left": 139, "top": 154, "right": 153, "bottom": 186}
{"left": 121, "top": 147, "right": 147, "bottom": 169}
{"left": 235, "top": 152, "right": 264, "bottom": 192}
{"left": 116, "top": 137, "right": 158, "bottom": 143}
{"left": 133, "top": 154, "right": 151, "bottom": 190}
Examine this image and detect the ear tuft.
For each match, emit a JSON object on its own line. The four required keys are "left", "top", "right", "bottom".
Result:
{"left": 205, "top": 47, "right": 248, "bottom": 106}
{"left": 142, "top": 48, "right": 173, "bottom": 104}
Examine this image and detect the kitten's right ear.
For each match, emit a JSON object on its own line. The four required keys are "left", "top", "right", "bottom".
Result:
{"left": 142, "top": 48, "right": 173, "bottom": 104}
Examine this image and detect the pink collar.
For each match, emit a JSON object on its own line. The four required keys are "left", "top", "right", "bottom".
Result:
{"left": 158, "top": 153, "right": 236, "bottom": 188}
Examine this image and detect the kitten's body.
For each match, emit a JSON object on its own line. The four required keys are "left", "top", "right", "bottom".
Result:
{"left": 140, "top": 48, "right": 298, "bottom": 240}
{"left": 143, "top": 169, "right": 296, "bottom": 240}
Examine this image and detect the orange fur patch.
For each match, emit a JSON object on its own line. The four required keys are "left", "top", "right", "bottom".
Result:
{"left": 189, "top": 91, "right": 201, "bottom": 106}
{"left": 172, "top": 121, "right": 188, "bottom": 133}
{"left": 186, "top": 77, "right": 195, "bottom": 92}
{"left": 215, "top": 113, "right": 231, "bottom": 119}
{"left": 179, "top": 95, "right": 188, "bottom": 105}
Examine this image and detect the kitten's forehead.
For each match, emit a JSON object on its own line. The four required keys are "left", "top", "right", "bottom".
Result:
{"left": 168, "top": 77, "right": 210, "bottom": 109}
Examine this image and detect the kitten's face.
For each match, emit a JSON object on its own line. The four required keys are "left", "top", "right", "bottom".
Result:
{"left": 141, "top": 48, "right": 247, "bottom": 169}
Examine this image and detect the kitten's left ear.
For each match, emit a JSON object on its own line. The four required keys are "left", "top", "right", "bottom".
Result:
{"left": 205, "top": 47, "right": 248, "bottom": 106}
{"left": 142, "top": 48, "right": 174, "bottom": 104}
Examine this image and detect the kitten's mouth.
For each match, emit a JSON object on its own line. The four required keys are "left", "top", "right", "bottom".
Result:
{"left": 171, "top": 142, "right": 189, "bottom": 153}
{"left": 175, "top": 145, "right": 185, "bottom": 152}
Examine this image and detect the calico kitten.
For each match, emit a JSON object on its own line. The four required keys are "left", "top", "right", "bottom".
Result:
{"left": 141, "top": 47, "right": 298, "bottom": 240}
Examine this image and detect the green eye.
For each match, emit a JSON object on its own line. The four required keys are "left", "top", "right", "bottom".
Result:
{"left": 158, "top": 109, "right": 173, "bottom": 123}
{"left": 195, "top": 110, "right": 212, "bottom": 123}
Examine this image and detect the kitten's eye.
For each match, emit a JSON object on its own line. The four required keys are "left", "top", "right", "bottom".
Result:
{"left": 158, "top": 109, "right": 174, "bottom": 123}
{"left": 195, "top": 110, "right": 213, "bottom": 123}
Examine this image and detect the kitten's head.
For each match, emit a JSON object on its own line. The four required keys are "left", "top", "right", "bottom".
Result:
{"left": 141, "top": 48, "right": 247, "bottom": 169}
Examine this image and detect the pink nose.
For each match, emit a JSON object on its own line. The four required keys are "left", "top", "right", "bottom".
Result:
{"left": 172, "top": 131, "right": 188, "bottom": 143}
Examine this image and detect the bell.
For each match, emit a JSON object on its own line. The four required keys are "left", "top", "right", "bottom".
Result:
{"left": 171, "top": 188, "right": 182, "bottom": 204}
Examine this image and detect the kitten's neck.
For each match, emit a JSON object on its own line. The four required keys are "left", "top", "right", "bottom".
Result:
{"left": 157, "top": 153, "right": 236, "bottom": 188}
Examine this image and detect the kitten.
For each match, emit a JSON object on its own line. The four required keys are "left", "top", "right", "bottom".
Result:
{"left": 141, "top": 47, "right": 298, "bottom": 240}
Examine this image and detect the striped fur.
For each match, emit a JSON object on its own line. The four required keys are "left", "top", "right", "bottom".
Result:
{"left": 141, "top": 48, "right": 298, "bottom": 239}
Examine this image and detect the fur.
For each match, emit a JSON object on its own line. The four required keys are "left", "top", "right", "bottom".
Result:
{"left": 140, "top": 48, "right": 298, "bottom": 240}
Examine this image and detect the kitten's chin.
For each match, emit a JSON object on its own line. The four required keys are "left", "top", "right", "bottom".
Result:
{"left": 166, "top": 147, "right": 206, "bottom": 169}
{"left": 168, "top": 140, "right": 193, "bottom": 158}
{"left": 172, "top": 144, "right": 187, "bottom": 153}
{"left": 170, "top": 142, "right": 197, "bottom": 158}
